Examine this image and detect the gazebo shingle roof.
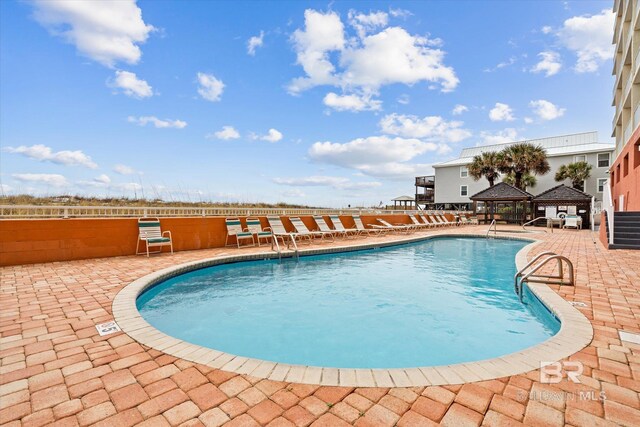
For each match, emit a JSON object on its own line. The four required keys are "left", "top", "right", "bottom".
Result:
{"left": 533, "top": 184, "right": 592, "bottom": 201}
{"left": 392, "top": 195, "right": 416, "bottom": 201}
{"left": 470, "top": 182, "right": 533, "bottom": 201}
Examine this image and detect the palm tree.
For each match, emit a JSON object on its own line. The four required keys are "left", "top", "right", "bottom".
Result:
{"left": 555, "top": 161, "right": 592, "bottom": 191}
{"left": 498, "top": 143, "right": 550, "bottom": 190}
{"left": 502, "top": 173, "right": 537, "bottom": 190}
{"left": 468, "top": 152, "right": 502, "bottom": 186}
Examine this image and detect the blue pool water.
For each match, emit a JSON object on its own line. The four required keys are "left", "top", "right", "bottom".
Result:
{"left": 137, "top": 237, "right": 560, "bottom": 368}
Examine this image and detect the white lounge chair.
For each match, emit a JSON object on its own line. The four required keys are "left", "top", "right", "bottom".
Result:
{"left": 419, "top": 214, "right": 438, "bottom": 228}
{"left": 245, "top": 218, "right": 272, "bottom": 246}
{"left": 313, "top": 215, "right": 345, "bottom": 239}
{"left": 225, "top": 218, "right": 255, "bottom": 248}
{"left": 373, "top": 218, "right": 414, "bottom": 234}
{"left": 136, "top": 217, "right": 173, "bottom": 257}
{"left": 290, "top": 217, "right": 333, "bottom": 242}
{"left": 352, "top": 215, "right": 384, "bottom": 235}
{"left": 329, "top": 215, "right": 362, "bottom": 238}
{"left": 410, "top": 214, "right": 433, "bottom": 230}
{"left": 563, "top": 215, "right": 581, "bottom": 230}
{"left": 435, "top": 213, "right": 455, "bottom": 227}
{"left": 427, "top": 214, "right": 447, "bottom": 227}
{"left": 266, "top": 215, "right": 299, "bottom": 248}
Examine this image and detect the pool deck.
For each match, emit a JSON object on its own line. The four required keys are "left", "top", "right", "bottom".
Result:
{"left": 2, "top": 225, "right": 640, "bottom": 426}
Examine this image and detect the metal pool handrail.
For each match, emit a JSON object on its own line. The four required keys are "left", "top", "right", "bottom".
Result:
{"left": 522, "top": 216, "right": 551, "bottom": 233}
{"left": 515, "top": 253, "right": 575, "bottom": 302}
{"left": 486, "top": 219, "right": 497, "bottom": 238}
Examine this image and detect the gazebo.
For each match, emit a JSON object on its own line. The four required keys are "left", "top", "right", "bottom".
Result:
{"left": 532, "top": 184, "right": 593, "bottom": 228}
{"left": 391, "top": 195, "right": 416, "bottom": 210}
{"left": 470, "top": 182, "right": 533, "bottom": 224}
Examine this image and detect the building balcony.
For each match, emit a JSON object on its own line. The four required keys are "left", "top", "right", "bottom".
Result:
{"left": 416, "top": 193, "right": 435, "bottom": 203}
{"left": 415, "top": 176, "right": 435, "bottom": 187}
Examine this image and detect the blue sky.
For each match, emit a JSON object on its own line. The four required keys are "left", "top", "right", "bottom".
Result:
{"left": 0, "top": 0, "right": 615, "bottom": 207}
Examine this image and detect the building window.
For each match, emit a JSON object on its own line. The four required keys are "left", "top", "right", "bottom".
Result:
{"left": 460, "top": 185, "right": 468, "bottom": 196}
{"left": 597, "top": 178, "right": 607, "bottom": 192}
{"left": 597, "top": 152, "right": 610, "bottom": 168}
{"left": 623, "top": 154, "right": 629, "bottom": 176}
{"left": 617, "top": 164, "right": 621, "bottom": 182}
{"left": 574, "top": 155, "right": 586, "bottom": 163}
{"left": 460, "top": 166, "right": 468, "bottom": 178}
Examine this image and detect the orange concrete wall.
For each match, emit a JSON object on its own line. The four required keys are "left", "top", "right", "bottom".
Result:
{"left": 598, "top": 211, "right": 609, "bottom": 249}
{"left": 0, "top": 214, "right": 441, "bottom": 266}
{"left": 611, "top": 127, "right": 640, "bottom": 212}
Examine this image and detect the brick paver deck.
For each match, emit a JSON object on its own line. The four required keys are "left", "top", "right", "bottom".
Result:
{"left": 1, "top": 225, "right": 640, "bottom": 426}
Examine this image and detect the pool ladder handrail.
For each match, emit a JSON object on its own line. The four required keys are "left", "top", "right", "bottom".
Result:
{"left": 271, "top": 232, "right": 299, "bottom": 261}
{"left": 486, "top": 219, "right": 497, "bottom": 238}
{"left": 522, "top": 216, "right": 552, "bottom": 233}
{"left": 514, "top": 252, "right": 574, "bottom": 302}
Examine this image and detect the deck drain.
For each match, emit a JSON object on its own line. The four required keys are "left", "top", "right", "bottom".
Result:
{"left": 96, "top": 321, "right": 121, "bottom": 336}
{"left": 569, "top": 301, "right": 588, "bottom": 307}
{"left": 619, "top": 331, "right": 640, "bottom": 345}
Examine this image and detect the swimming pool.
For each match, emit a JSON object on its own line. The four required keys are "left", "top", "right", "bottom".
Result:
{"left": 136, "top": 237, "right": 560, "bottom": 369}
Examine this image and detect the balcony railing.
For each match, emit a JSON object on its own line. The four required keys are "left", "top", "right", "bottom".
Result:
{"left": 624, "top": 73, "right": 634, "bottom": 100}
{"left": 415, "top": 194, "right": 434, "bottom": 203}
{"left": 415, "top": 176, "right": 435, "bottom": 186}
{"left": 624, "top": 119, "right": 633, "bottom": 143}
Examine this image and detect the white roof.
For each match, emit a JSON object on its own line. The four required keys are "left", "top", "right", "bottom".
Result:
{"left": 433, "top": 132, "right": 615, "bottom": 168}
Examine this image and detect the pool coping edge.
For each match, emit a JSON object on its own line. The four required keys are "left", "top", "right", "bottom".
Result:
{"left": 112, "top": 232, "right": 593, "bottom": 387}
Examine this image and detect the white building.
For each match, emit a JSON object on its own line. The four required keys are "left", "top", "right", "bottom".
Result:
{"left": 430, "top": 131, "right": 615, "bottom": 209}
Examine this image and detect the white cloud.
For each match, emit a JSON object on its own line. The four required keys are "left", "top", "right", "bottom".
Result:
{"left": 282, "top": 189, "right": 306, "bottom": 198}
{"left": 78, "top": 174, "right": 111, "bottom": 187}
{"left": 30, "top": 0, "right": 154, "bottom": 67}
{"left": 94, "top": 174, "right": 111, "bottom": 184}
{"left": 0, "top": 184, "right": 12, "bottom": 194}
{"left": 340, "top": 27, "right": 458, "bottom": 92}
{"left": 208, "top": 126, "right": 240, "bottom": 140}
{"left": 348, "top": 10, "right": 388, "bottom": 39}
{"left": 196, "top": 72, "right": 224, "bottom": 102}
{"left": 541, "top": 26, "right": 553, "bottom": 34}
{"left": 110, "top": 70, "right": 153, "bottom": 98}
{"left": 12, "top": 173, "right": 68, "bottom": 187}
{"left": 397, "top": 94, "right": 410, "bottom": 105}
{"left": 127, "top": 116, "right": 187, "bottom": 129}
{"left": 273, "top": 175, "right": 381, "bottom": 190}
{"left": 389, "top": 8, "right": 412, "bottom": 19}
{"left": 531, "top": 51, "right": 561, "bottom": 77}
{"left": 524, "top": 117, "right": 534, "bottom": 124}
{"left": 323, "top": 92, "right": 382, "bottom": 112}
{"left": 452, "top": 104, "right": 468, "bottom": 115}
{"left": 247, "top": 30, "right": 264, "bottom": 56}
{"left": 113, "top": 164, "right": 136, "bottom": 175}
{"left": 529, "top": 99, "right": 566, "bottom": 121}
{"left": 479, "top": 128, "right": 519, "bottom": 145}
{"left": 379, "top": 113, "right": 471, "bottom": 143}
{"left": 254, "top": 128, "right": 283, "bottom": 143}
{"left": 288, "top": 10, "right": 345, "bottom": 94}
{"left": 489, "top": 103, "right": 515, "bottom": 122}
{"left": 4, "top": 144, "right": 97, "bottom": 168}
{"left": 483, "top": 56, "right": 517, "bottom": 72}
{"left": 115, "top": 182, "right": 142, "bottom": 192}
{"left": 557, "top": 9, "right": 614, "bottom": 73}
{"left": 308, "top": 135, "right": 438, "bottom": 179}
{"left": 356, "top": 162, "right": 433, "bottom": 180}
{"left": 288, "top": 9, "right": 458, "bottom": 104}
